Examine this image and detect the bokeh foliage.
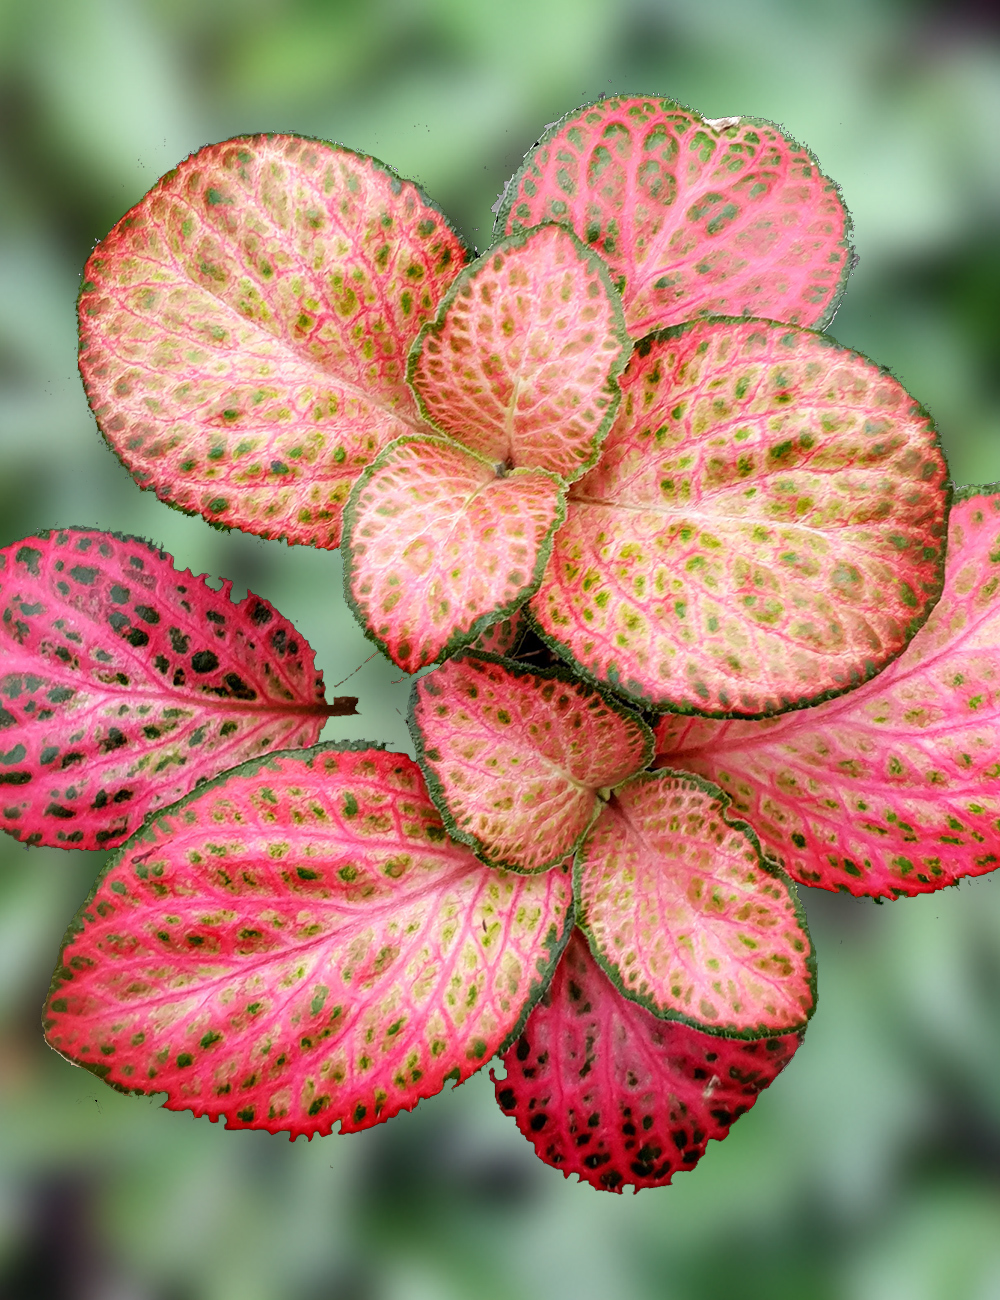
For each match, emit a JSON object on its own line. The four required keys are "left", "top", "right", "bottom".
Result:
{"left": 1, "top": 0, "right": 999, "bottom": 1296}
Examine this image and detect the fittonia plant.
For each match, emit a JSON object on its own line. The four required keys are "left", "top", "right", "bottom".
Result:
{"left": 9, "top": 93, "right": 996, "bottom": 1192}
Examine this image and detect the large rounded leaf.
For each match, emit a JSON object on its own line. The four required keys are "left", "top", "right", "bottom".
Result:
{"left": 408, "top": 225, "right": 630, "bottom": 481}
{"left": 343, "top": 435, "right": 565, "bottom": 673}
{"left": 654, "top": 488, "right": 1000, "bottom": 898}
{"left": 78, "top": 135, "right": 469, "bottom": 548}
{"left": 498, "top": 95, "right": 853, "bottom": 337}
{"left": 0, "top": 529, "right": 350, "bottom": 850}
{"left": 43, "top": 745, "right": 573, "bottom": 1136}
{"left": 576, "top": 769, "right": 815, "bottom": 1037}
{"left": 494, "top": 930, "right": 802, "bottom": 1191}
{"left": 409, "top": 654, "right": 652, "bottom": 873}
{"left": 530, "top": 319, "right": 950, "bottom": 717}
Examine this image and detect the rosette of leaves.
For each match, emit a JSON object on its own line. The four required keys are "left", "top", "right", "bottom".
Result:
{"left": 5, "top": 94, "right": 996, "bottom": 1193}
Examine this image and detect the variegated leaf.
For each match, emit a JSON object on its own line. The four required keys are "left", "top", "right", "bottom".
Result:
{"left": 654, "top": 488, "right": 1000, "bottom": 898}
{"left": 0, "top": 529, "right": 350, "bottom": 850}
{"left": 408, "top": 225, "right": 630, "bottom": 481}
{"left": 342, "top": 435, "right": 565, "bottom": 674}
{"left": 409, "top": 654, "right": 653, "bottom": 873}
{"left": 498, "top": 96, "right": 853, "bottom": 337}
{"left": 494, "top": 929, "right": 802, "bottom": 1191}
{"left": 43, "top": 745, "right": 573, "bottom": 1136}
{"left": 530, "top": 319, "right": 950, "bottom": 716}
{"left": 577, "top": 769, "right": 815, "bottom": 1036}
{"left": 78, "top": 135, "right": 469, "bottom": 548}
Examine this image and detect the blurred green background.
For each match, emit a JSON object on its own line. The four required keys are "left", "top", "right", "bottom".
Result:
{"left": 2, "top": 0, "right": 1000, "bottom": 1296}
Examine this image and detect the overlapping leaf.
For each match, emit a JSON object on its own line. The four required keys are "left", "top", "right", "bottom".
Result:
{"left": 469, "top": 609, "right": 526, "bottom": 658}
{"left": 78, "top": 135, "right": 469, "bottom": 548}
{"left": 43, "top": 745, "right": 573, "bottom": 1136}
{"left": 530, "top": 318, "right": 950, "bottom": 716}
{"left": 342, "top": 435, "right": 565, "bottom": 673}
{"left": 577, "top": 769, "right": 815, "bottom": 1036}
{"left": 0, "top": 529, "right": 350, "bottom": 850}
{"left": 498, "top": 96, "right": 853, "bottom": 337}
{"left": 410, "top": 654, "right": 652, "bottom": 873}
{"left": 408, "top": 225, "right": 630, "bottom": 481}
{"left": 654, "top": 489, "right": 1000, "bottom": 898}
{"left": 494, "top": 929, "right": 802, "bottom": 1191}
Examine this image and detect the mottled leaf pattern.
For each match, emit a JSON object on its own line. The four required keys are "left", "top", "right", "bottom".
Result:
{"left": 499, "top": 96, "right": 852, "bottom": 337}
{"left": 577, "top": 769, "right": 815, "bottom": 1036}
{"left": 343, "top": 435, "right": 565, "bottom": 673}
{"left": 409, "top": 655, "right": 652, "bottom": 873}
{"left": 469, "top": 608, "right": 526, "bottom": 658}
{"left": 654, "top": 490, "right": 1000, "bottom": 898}
{"left": 43, "top": 745, "right": 573, "bottom": 1136}
{"left": 530, "top": 319, "right": 950, "bottom": 716}
{"left": 494, "top": 930, "right": 802, "bottom": 1191}
{"left": 78, "top": 135, "right": 469, "bottom": 548}
{"left": 408, "top": 226, "right": 630, "bottom": 481}
{"left": 0, "top": 529, "right": 348, "bottom": 850}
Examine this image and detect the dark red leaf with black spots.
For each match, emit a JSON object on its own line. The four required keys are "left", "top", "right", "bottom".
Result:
{"left": 44, "top": 745, "right": 573, "bottom": 1136}
{"left": 493, "top": 930, "right": 802, "bottom": 1191}
{"left": 0, "top": 529, "right": 350, "bottom": 850}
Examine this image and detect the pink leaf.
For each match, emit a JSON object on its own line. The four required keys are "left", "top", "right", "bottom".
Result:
{"left": 577, "top": 769, "right": 815, "bottom": 1036}
{"left": 493, "top": 929, "right": 802, "bottom": 1191}
{"left": 43, "top": 745, "right": 573, "bottom": 1136}
{"left": 409, "top": 654, "right": 653, "bottom": 873}
{"left": 530, "top": 319, "right": 950, "bottom": 716}
{"left": 469, "top": 608, "right": 526, "bottom": 658}
{"left": 408, "top": 226, "right": 630, "bottom": 481}
{"left": 499, "top": 96, "right": 853, "bottom": 337}
{"left": 78, "top": 136, "right": 469, "bottom": 549}
{"left": 653, "top": 489, "right": 1000, "bottom": 898}
{"left": 342, "top": 435, "right": 565, "bottom": 673}
{"left": 0, "top": 529, "right": 349, "bottom": 851}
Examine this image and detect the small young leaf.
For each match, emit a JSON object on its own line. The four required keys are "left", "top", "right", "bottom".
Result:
{"left": 409, "top": 654, "right": 653, "bottom": 873}
{"left": 43, "top": 745, "right": 573, "bottom": 1136}
{"left": 653, "top": 489, "right": 1000, "bottom": 898}
{"left": 342, "top": 435, "right": 565, "bottom": 673}
{"left": 0, "top": 529, "right": 346, "bottom": 851}
{"left": 78, "top": 135, "right": 469, "bottom": 549}
{"left": 408, "top": 225, "right": 630, "bottom": 481}
{"left": 577, "top": 769, "right": 815, "bottom": 1037}
{"left": 498, "top": 96, "right": 853, "bottom": 337}
{"left": 493, "top": 929, "right": 802, "bottom": 1191}
{"left": 530, "top": 319, "right": 950, "bottom": 716}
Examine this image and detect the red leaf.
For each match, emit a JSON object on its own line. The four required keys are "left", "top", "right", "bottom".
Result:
{"left": 43, "top": 745, "right": 573, "bottom": 1136}
{"left": 78, "top": 136, "right": 469, "bottom": 549}
{"left": 469, "top": 608, "right": 526, "bottom": 658}
{"left": 493, "top": 930, "right": 802, "bottom": 1191}
{"left": 577, "top": 769, "right": 815, "bottom": 1036}
{"left": 499, "top": 96, "right": 853, "bottom": 337}
{"left": 653, "top": 489, "right": 1000, "bottom": 898}
{"left": 342, "top": 435, "right": 565, "bottom": 673}
{"left": 0, "top": 528, "right": 348, "bottom": 850}
{"left": 409, "top": 654, "right": 653, "bottom": 873}
{"left": 408, "top": 225, "right": 630, "bottom": 481}
{"left": 530, "top": 319, "right": 950, "bottom": 716}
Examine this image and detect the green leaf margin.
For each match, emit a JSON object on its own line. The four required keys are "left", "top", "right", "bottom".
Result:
{"left": 575, "top": 765, "right": 818, "bottom": 1041}
{"left": 407, "top": 648, "right": 655, "bottom": 875}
